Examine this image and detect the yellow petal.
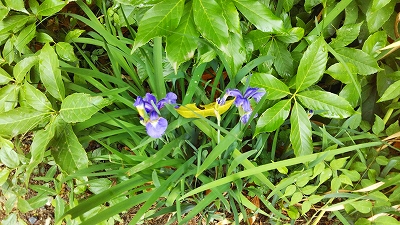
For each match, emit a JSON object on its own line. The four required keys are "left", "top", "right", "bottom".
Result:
{"left": 176, "top": 99, "right": 235, "bottom": 118}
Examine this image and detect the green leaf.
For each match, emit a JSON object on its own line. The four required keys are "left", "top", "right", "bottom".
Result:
{"left": 378, "top": 80, "right": 400, "bottom": 102}
{"left": 330, "top": 23, "right": 362, "bottom": 48}
{"left": 52, "top": 123, "right": 88, "bottom": 174}
{"left": 350, "top": 200, "right": 372, "bottom": 214}
{"left": 0, "top": 67, "right": 12, "bottom": 85}
{"left": 340, "top": 169, "right": 360, "bottom": 181}
{"left": 56, "top": 42, "right": 78, "bottom": 62}
{"left": 325, "top": 62, "right": 357, "bottom": 84}
{"left": 4, "top": 0, "right": 27, "bottom": 13}
{"left": 38, "top": 43, "right": 65, "bottom": 101}
{"left": 221, "top": 0, "right": 240, "bottom": 33}
{"left": 37, "top": 0, "right": 66, "bottom": 16}
{"left": 277, "top": 27, "right": 304, "bottom": 44}
{"left": 290, "top": 102, "right": 313, "bottom": 156}
{"left": 166, "top": 2, "right": 199, "bottom": 72}
{"left": 262, "top": 40, "right": 294, "bottom": 78}
{"left": 297, "top": 90, "right": 355, "bottom": 118}
{"left": 344, "top": 1, "right": 358, "bottom": 25}
{"left": 0, "top": 4, "right": 10, "bottom": 21}
{"left": 295, "top": 36, "right": 328, "bottom": 91}
{"left": 256, "top": 99, "right": 291, "bottom": 134}
{"left": 0, "top": 167, "right": 10, "bottom": 186}
{"left": 290, "top": 192, "right": 303, "bottom": 205}
{"left": 233, "top": 0, "right": 284, "bottom": 32}
{"left": 65, "top": 29, "right": 85, "bottom": 43}
{"left": 222, "top": 32, "right": 246, "bottom": 75}
{"left": 339, "top": 83, "right": 360, "bottom": 108}
{"left": 0, "top": 15, "right": 30, "bottom": 35}
{"left": 36, "top": 32, "right": 54, "bottom": 43}
{"left": 330, "top": 157, "right": 348, "bottom": 170}
{"left": 132, "top": 0, "right": 185, "bottom": 51}
{"left": 22, "top": 82, "right": 53, "bottom": 112}
{"left": 362, "top": 31, "right": 387, "bottom": 57}
{"left": 193, "top": 0, "right": 229, "bottom": 52}
{"left": 304, "top": 0, "right": 321, "bottom": 12}
{"left": 373, "top": 216, "right": 400, "bottom": 225}
{"left": 0, "top": 107, "right": 50, "bottom": 138}
{"left": 250, "top": 73, "right": 290, "bottom": 100}
{"left": 366, "top": 0, "right": 395, "bottom": 33}
{"left": 13, "top": 56, "right": 38, "bottom": 83}
{"left": 246, "top": 30, "right": 271, "bottom": 50}
{"left": 60, "top": 93, "right": 110, "bottom": 123}
{"left": 0, "top": 145, "right": 19, "bottom": 168}
{"left": 372, "top": 114, "right": 385, "bottom": 135}
{"left": 14, "top": 23, "right": 36, "bottom": 52}
{"left": 284, "top": 185, "right": 296, "bottom": 197}
{"left": 0, "top": 84, "right": 19, "bottom": 113}
{"left": 331, "top": 176, "right": 341, "bottom": 192}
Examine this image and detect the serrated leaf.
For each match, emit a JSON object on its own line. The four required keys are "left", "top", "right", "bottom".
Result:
{"left": 330, "top": 23, "right": 362, "bottom": 48}
{"left": 38, "top": 43, "right": 65, "bottom": 101}
{"left": 378, "top": 80, "right": 400, "bottom": 102}
{"left": 297, "top": 90, "right": 355, "bottom": 118}
{"left": 0, "top": 67, "right": 12, "bottom": 85}
{"left": 250, "top": 73, "right": 290, "bottom": 100}
{"left": 372, "top": 114, "right": 385, "bottom": 135}
{"left": 290, "top": 102, "right": 313, "bottom": 156}
{"left": 362, "top": 31, "right": 387, "bottom": 57}
{"left": 0, "top": 145, "right": 19, "bottom": 168}
{"left": 0, "top": 84, "right": 19, "bottom": 113}
{"left": 22, "top": 82, "right": 52, "bottom": 112}
{"left": 193, "top": 0, "right": 229, "bottom": 52}
{"left": 296, "top": 36, "right": 328, "bottom": 91}
{"left": 276, "top": 27, "right": 304, "bottom": 44}
{"left": 366, "top": 0, "right": 395, "bottom": 33}
{"left": 132, "top": 0, "right": 185, "bottom": 51}
{"left": 65, "top": 29, "right": 85, "bottom": 43}
{"left": 262, "top": 40, "right": 294, "bottom": 78}
{"left": 166, "top": 3, "right": 199, "bottom": 72}
{"left": 350, "top": 200, "right": 372, "bottom": 214}
{"left": 0, "top": 107, "right": 50, "bottom": 138}
{"left": 256, "top": 99, "right": 291, "bottom": 134}
{"left": 325, "top": 62, "right": 357, "bottom": 84}
{"left": 13, "top": 56, "right": 38, "bottom": 83}
{"left": 56, "top": 42, "right": 78, "bottom": 62}
{"left": 176, "top": 99, "right": 234, "bottom": 118}
{"left": 233, "top": 0, "right": 284, "bottom": 32}
{"left": 60, "top": 93, "right": 110, "bottom": 123}
{"left": 246, "top": 30, "right": 271, "bottom": 50}
{"left": 222, "top": 32, "right": 246, "bottom": 75}
{"left": 14, "top": 23, "right": 35, "bottom": 52}
{"left": 52, "top": 122, "right": 88, "bottom": 174}
{"left": 37, "top": 0, "right": 66, "bottom": 16}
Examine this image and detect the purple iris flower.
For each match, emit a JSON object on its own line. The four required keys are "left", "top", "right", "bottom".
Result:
{"left": 134, "top": 92, "right": 177, "bottom": 138}
{"left": 219, "top": 87, "right": 266, "bottom": 123}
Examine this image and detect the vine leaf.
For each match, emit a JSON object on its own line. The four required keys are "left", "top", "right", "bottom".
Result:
{"left": 249, "top": 73, "right": 290, "bottom": 100}
{"left": 256, "top": 99, "right": 291, "bottom": 134}
{"left": 290, "top": 102, "right": 313, "bottom": 156}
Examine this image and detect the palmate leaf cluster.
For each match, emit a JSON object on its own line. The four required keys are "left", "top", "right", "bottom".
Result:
{"left": 1, "top": 0, "right": 400, "bottom": 224}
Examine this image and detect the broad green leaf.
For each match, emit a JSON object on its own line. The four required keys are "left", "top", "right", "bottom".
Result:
{"left": 28, "top": 0, "right": 39, "bottom": 15}
{"left": 373, "top": 216, "right": 400, "bottom": 225}
{"left": 222, "top": 32, "right": 246, "bottom": 75}
{"left": 340, "top": 169, "right": 360, "bottom": 181}
{"left": 13, "top": 56, "right": 38, "bottom": 83}
{"left": 221, "top": 0, "right": 240, "bottom": 33}
{"left": 250, "top": 73, "right": 290, "bottom": 100}
{"left": 176, "top": 99, "right": 234, "bottom": 118}
{"left": 339, "top": 174, "right": 352, "bottom": 186}
{"left": 378, "top": 80, "right": 400, "bottom": 102}
{"left": 166, "top": 2, "right": 199, "bottom": 72}
{"left": 4, "top": 0, "right": 27, "bottom": 13}
{"left": 262, "top": 40, "right": 294, "bottom": 78}
{"left": 290, "top": 102, "right": 313, "bottom": 156}
{"left": 372, "top": 114, "right": 385, "bottom": 135}
{"left": 330, "top": 157, "right": 348, "bottom": 170}
{"left": 0, "top": 167, "right": 10, "bottom": 186}
{"left": 0, "top": 4, "right": 9, "bottom": 21}
{"left": 246, "top": 30, "right": 271, "bottom": 50}
{"left": 290, "top": 192, "right": 303, "bottom": 205}
{"left": 0, "top": 15, "right": 30, "bottom": 35}
{"left": 331, "top": 176, "right": 341, "bottom": 192}
{"left": 301, "top": 201, "right": 312, "bottom": 215}
{"left": 0, "top": 67, "right": 12, "bottom": 85}
{"left": 36, "top": 32, "right": 54, "bottom": 43}
{"left": 362, "top": 31, "right": 387, "bottom": 57}
{"left": 0, "top": 84, "right": 19, "bottom": 113}
{"left": 330, "top": 23, "right": 362, "bottom": 48}
{"left": 132, "top": 0, "right": 185, "bottom": 51}
{"left": 276, "top": 27, "right": 304, "bottom": 44}
{"left": 366, "top": 0, "right": 395, "bottom": 33}
{"left": 14, "top": 23, "right": 36, "bottom": 52}
{"left": 0, "top": 145, "right": 19, "bottom": 168}
{"left": 350, "top": 200, "right": 372, "bottom": 214}
{"left": 297, "top": 90, "right": 355, "bottom": 118}
{"left": 52, "top": 122, "right": 88, "bottom": 174}
{"left": 38, "top": 43, "right": 65, "bottom": 101}
{"left": 22, "top": 82, "right": 52, "bottom": 112}
{"left": 304, "top": 0, "right": 321, "bottom": 12}
{"left": 344, "top": 1, "right": 358, "bottom": 25}
{"left": 295, "top": 36, "right": 328, "bottom": 91}
{"left": 87, "top": 179, "right": 112, "bottom": 194}
{"left": 65, "top": 29, "right": 85, "bottom": 43}
{"left": 284, "top": 185, "right": 296, "bottom": 197}
{"left": 325, "top": 62, "right": 357, "bottom": 84}
{"left": 37, "top": 0, "right": 66, "bottom": 16}
{"left": 256, "top": 99, "right": 291, "bottom": 134}
{"left": 3, "top": 35, "right": 15, "bottom": 64}
{"left": 193, "top": 0, "right": 229, "bottom": 52}
{"left": 60, "top": 93, "right": 111, "bottom": 123}
{"left": 283, "top": 0, "right": 294, "bottom": 12}
{"left": 233, "top": 0, "right": 284, "bottom": 32}
{"left": 371, "top": 0, "right": 391, "bottom": 12}
{"left": 0, "top": 107, "right": 50, "bottom": 137}
{"left": 339, "top": 83, "right": 360, "bottom": 108}
{"left": 56, "top": 42, "right": 78, "bottom": 62}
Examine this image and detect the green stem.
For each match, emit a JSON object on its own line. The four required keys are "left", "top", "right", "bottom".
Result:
{"left": 153, "top": 37, "right": 166, "bottom": 99}
{"left": 383, "top": 97, "right": 400, "bottom": 124}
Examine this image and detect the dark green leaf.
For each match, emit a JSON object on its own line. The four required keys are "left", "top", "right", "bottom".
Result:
{"left": 297, "top": 90, "right": 355, "bottom": 118}
{"left": 333, "top": 47, "right": 381, "bottom": 75}
{"left": 296, "top": 36, "right": 328, "bottom": 91}
{"left": 290, "top": 102, "right": 313, "bottom": 156}
{"left": 305, "top": 0, "right": 321, "bottom": 13}
{"left": 330, "top": 23, "right": 362, "bottom": 48}
{"left": 249, "top": 73, "right": 290, "bottom": 100}
{"left": 256, "top": 99, "right": 291, "bottom": 134}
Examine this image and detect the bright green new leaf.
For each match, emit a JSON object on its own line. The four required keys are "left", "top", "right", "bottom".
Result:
{"left": 330, "top": 23, "right": 362, "bottom": 48}
{"left": 132, "top": 0, "right": 185, "bottom": 51}
{"left": 0, "top": 144, "right": 19, "bottom": 169}
{"left": 373, "top": 215, "right": 400, "bottom": 225}
{"left": 222, "top": 32, "right": 246, "bottom": 75}
{"left": 276, "top": 27, "right": 304, "bottom": 44}
{"left": 4, "top": 0, "right": 27, "bottom": 13}
{"left": 13, "top": 56, "right": 38, "bottom": 83}
{"left": 366, "top": 0, "right": 395, "bottom": 33}
{"left": 166, "top": 2, "right": 199, "bottom": 72}
{"left": 37, "top": 0, "right": 67, "bottom": 16}
{"left": 60, "top": 93, "right": 111, "bottom": 123}
{"left": 0, "top": 84, "right": 19, "bottom": 113}
{"left": 344, "top": 1, "right": 358, "bottom": 25}
{"left": 297, "top": 90, "right": 355, "bottom": 118}
{"left": 246, "top": 30, "right": 271, "bottom": 50}
{"left": 362, "top": 31, "right": 387, "bottom": 58}
{"left": 325, "top": 62, "right": 357, "bottom": 84}
{"left": 233, "top": 0, "right": 284, "bottom": 32}
{"left": 176, "top": 99, "right": 234, "bottom": 118}
{"left": 14, "top": 23, "right": 36, "bottom": 52}
{"left": 296, "top": 36, "right": 328, "bottom": 91}
{"left": 290, "top": 102, "right": 313, "bottom": 156}
{"left": 38, "top": 43, "right": 65, "bottom": 101}
{"left": 0, "top": 4, "right": 9, "bottom": 21}
{"left": 0, "top": 107, "right": 50, "bottom": 138}
{"left": 372, "top": 114, "right": 385, "bottom": 135}
{"left": 52, "top": 123, "right": 89, "bottom": 174}
{"left": 378, "top": 80, "right": 400, "bottom": 102}
{"left": 22, "top": 82, "right": 53, "bottom": 112}
{"left": 371, "top": 0, "right": 391, "bottom": 12}
{"left": 0, "top": 15, "right": 30, "bottom": 35}
{"left": 0, "top": 67, "right": 12, "bottom": 85}
{"left": 0, "top": 167, "right": 10, "bottom": 186}
{"left": 250, "top": 73, "right": 290, "bottom": 100}
{"left": 56, "top": 42, "right": 78, "bottom": 62}
{"left": 193, "top": 0, "right": 229, "bottom": 52}
{"left": 256, "top": 99, "right": 291, "bottom": 134}
{"left": 350, "top": 200, "right": 372, "bottom": 214}
{"left": 339, "top": 83, "right": 360, "bottom": 108}
{"left": 65, "top": 29, "right": 85, "bottom": 43}
{"left": 221, "top": 0, "right": 241, "bottom": 33}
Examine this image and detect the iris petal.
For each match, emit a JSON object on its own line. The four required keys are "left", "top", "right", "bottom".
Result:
{"left": 146, "top": 117, "right": 168, "bottom": 138}
{"left": 157, "top": 92, "right": 177, "bottom": 109}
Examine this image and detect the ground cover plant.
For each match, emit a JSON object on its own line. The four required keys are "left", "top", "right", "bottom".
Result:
{"left": 1, "top": 0, "right": 400, "bottom": 224}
